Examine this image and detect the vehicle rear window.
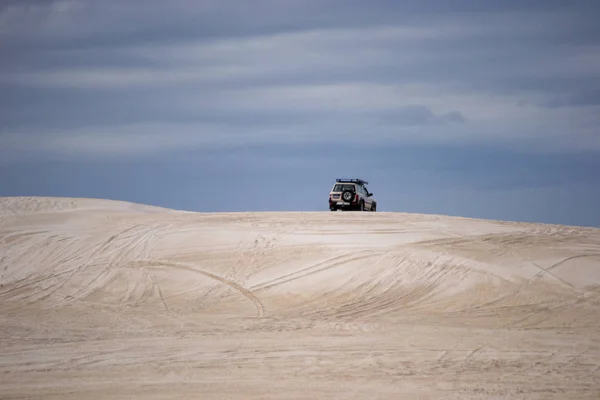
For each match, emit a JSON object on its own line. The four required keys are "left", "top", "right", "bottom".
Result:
{"left": 333, "top": 184, "right": 355, "bottom": 192}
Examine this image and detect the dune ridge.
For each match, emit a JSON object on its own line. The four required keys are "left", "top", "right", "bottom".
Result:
{"left": 1, "top": 196, "right": 599, "bottom": 399}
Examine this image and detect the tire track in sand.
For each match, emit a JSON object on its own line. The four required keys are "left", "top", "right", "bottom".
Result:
{"left": 128, "top": 260, "right": 265, "bottom": 318}
{"left": 249, "top": 250, "right": 383, "bottom": 293}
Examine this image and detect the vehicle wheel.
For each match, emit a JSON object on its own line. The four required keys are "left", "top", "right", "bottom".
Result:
{"left": 330, "top": 206, "right": 336, "bottom": 211}
{"left": 359, "top": 201, "right": 365, "bottom": 211}
{"left": 341, "top": 190, "right": 354, "bottom": 203}
{"left": 371, "top": 203, "right": 376, "bottom": 212}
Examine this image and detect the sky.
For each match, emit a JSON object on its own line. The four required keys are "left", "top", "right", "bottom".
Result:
{"left": 1, "top": 0, "right": 600, "bottom": 227}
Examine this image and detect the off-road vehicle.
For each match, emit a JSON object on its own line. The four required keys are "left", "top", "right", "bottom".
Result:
{"left": 328, "top": 178, "right": 377, "bottom": 211}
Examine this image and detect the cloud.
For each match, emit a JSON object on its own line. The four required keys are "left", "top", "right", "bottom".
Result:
{"left": 0, "top": 123, "right": 241, "bottom": 160}
{"left": 542, "top": 89, "right": 600, "bottom": 108}
{"left": 1, "top": 0, "right": 599, "bottom": 160}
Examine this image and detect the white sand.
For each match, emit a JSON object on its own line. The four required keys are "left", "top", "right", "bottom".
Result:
{"left": 1, "top": 196, "right": 599, "bottom": 399}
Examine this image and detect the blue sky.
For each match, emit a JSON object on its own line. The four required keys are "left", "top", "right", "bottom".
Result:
{"left": 1, "top": 0, "right": 599, "bottom": 227}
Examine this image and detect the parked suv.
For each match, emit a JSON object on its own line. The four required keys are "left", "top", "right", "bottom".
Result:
{"left": 328, "top": 178, "right": 377, "bottom": 211}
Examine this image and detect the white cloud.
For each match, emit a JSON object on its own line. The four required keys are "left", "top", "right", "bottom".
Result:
{"left": 0, "top": 122, "right": 327, "bottom": 161}
{"left": 0, "top": 1, "right": 89, "bottom": 38}
{"left": 2, "top": 95, "right": 599, "bottom": 163}
{"left": 0, "top": 124, "right": 222, "bottom": 158}
{"left": 1, "top": 1, "right": 599, "bottom": 160}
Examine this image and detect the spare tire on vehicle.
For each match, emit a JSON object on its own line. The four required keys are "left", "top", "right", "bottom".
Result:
{"left": 341, "top": 190, "right": 354, "bottom": 203}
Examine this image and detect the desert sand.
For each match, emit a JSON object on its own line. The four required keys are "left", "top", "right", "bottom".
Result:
{"left": 1, "top": 196, "right": 599, "bottom": 399}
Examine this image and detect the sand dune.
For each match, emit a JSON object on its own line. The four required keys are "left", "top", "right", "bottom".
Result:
{"left": 1, "top": 196, "right": 599, "bottom": 399}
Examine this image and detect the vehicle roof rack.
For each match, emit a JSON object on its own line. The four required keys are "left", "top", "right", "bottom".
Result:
{"left": 336, "top": 178, "right": 369, "bottom": 185}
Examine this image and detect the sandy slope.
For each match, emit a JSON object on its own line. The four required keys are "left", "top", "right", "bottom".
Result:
{"left": 1, "top": 196, "right": 599, "bottom": 399}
